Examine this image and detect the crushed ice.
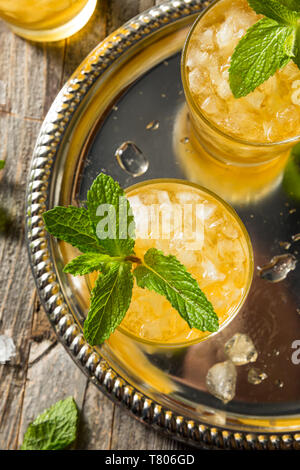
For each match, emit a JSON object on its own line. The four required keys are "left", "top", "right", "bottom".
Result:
{"left": 206, "top": 360, "right": 237, "bottom": 404}
{"left": 224, "top": 333, "right": 258, "bottom": 366}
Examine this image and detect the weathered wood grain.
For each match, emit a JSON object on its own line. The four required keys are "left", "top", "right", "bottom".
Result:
{"left": 0, "top": 0, "right": 191, "bottom": 450}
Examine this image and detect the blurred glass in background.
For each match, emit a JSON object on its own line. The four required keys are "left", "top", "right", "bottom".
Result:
{"left": 0, "top": 0, "right": 97, "bottom": 41}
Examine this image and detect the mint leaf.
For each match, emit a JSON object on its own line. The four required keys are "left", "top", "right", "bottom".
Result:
{"left": 133, "top": 248, "right": 219, "bottom": 333}
{"left": 280, "top": 0, "right": 300, "bottom": 12}
{"left": 84, "top": 261, "right": 133, "bottom": 345}
{"left": 21, "top": 397, "right": 78, "bottom": 450}
{"left": 248, "top": 0, "right": 300, "bottom": 24}
{"left": 87, "top": 173, "right": 135, "bottom": 257}
{"left": 0, "top": 160, "right": 5, "bottom": 169}
{"left": 43, "top": 206, "right": 105, "bottom": 254}
{"left": 229, "top": 18, "right": 295, "bottom": 98}
{"left": 63, "top": 253, "right": 114, "bottom": 275}
{"left": 293, "top": 26, "right": 300, "bottom": 67}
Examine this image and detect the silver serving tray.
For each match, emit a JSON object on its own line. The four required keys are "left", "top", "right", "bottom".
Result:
{"left": 26, "top": 0, "right": 300, "bottom": 449}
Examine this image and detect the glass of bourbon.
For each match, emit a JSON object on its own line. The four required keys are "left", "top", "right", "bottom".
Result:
{"left": 181, "top": 0, "right": 300, "bottom": 167}
{"left": 0, "top": 0, "right": 97, "bottom": 42}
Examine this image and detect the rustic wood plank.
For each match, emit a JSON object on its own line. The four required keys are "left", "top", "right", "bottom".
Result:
{"left": 0, "top": 18, "right": 65, "bottom": 450}
{"left": 18, "top": 343, "right": 87, "bottom": 447}
{"left": 0, "top": 112, "right": 41, "bottom": 450}
{"left": 76, "top": 380, "right": 114, "bottom": 450}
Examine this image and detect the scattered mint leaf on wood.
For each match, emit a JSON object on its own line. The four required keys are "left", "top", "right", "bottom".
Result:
{"left": 84, "top": 261, "right": 133, "bottom": 345}
{"left": 229, "top": 0, "right": 300, "bottom": 97}
{"left": 229, "top": 18, "right": 295, "bottom": 98}
{"left": 0, "top": 160, "right": 5, "bottom": 169}
{"left": 133, "top": 248, "right": 219, "bottom": 333}
{"left": 43, "top": 206, "right": 105, "bottom": 254}
{"left": 63, "top": 253, "right": 115, "bottom": 275}
{"left": 87, "top": 173, "right": 135, "bottom": 257}
{"left": 21, "top": 397, "right": 78, "bottom": 450}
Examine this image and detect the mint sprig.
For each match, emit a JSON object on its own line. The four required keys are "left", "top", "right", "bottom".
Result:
{"left": 229, "top": 0, "right": 300, "bottom": 98}
{"left": 21, "top": 397, "right": 78, "bottom": 450}
{"left": 43, "top": 206, "right": 105, "bottom": 254}
{"left": 43, "top": 173, "right": 219, "bottom": 345}
{"left": 84, "top": 261, "right": 133, "bottom": 344}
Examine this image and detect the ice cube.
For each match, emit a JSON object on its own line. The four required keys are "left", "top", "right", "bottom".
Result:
{"left": 206, "top": 360, "right": 237, "bottom": 403}
{"left": 201, "top": 96, "right": 219, "bottom": 115}
{"left": 157, "top": 190, "right": 171, "bottom": 204}
{"left": 187, "top": 51, "right": 209, "bottom": 69}
{"left": 216, "top": 21, "right": 234, "bottom": 48}
{"left": 263, "top": 122, "right": 273, "bottom": 141}
{"left": 202, "top": 259, "right": 226, "bottom": 281}
{"left": 244, "top": 90, "right": 264, "bottom": 109}
{"left": 203, "top": 203, "right": 216, "bottom": 220}
{"left": 224, "top": 333, "right": 258, "bottom": 366}
{"left": 176, "top": 191, "right": 200, "bottom": 204}
{"left": 188, "top": 68, "right": 203, "bottom": 94}
{"left": 221, "top": 222, "right": 239, "bottom": 239}
{"left": 177, "top": 250, "right": 198, "bottom": 267}
{"left": 291, "top": 81, "right": 300, "bottom": 105}
{"left": 0, "top": 335, "right": 16, "bottom": 364}
{"left": 216, "top": 79, "right": 231, "bottom": 99}
{"left": 198, "top": 28, "right": 215, "bottom": 50}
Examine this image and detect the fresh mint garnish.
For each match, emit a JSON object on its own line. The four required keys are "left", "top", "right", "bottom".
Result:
{"left": 21, "top": 397, "right": 78, "bottom": 450}
{"left": 0, "top": 160, "right": 5, "bottom": 169}
{"left": 83, "top": 261, "right": 133, "bottom": 344}
{"left": 43, "top": 173, "right": 219, "bottom": 345}
{"left": 134, "top": 248, "right": 219, "bottom": 332}
{"left": 43, "top": 206, "right": 105, "bottom": 254}
{"left": 63, "top": 253, "right": 115, "bottom": 276}
{"left": 248, "top": 0, "right": 300, "bottom": 24}
{"left": 87, "top": 172, "right": 135, "bottom": 256}
{"left": 229, "top": 0, "right": 300, "bottom": 98}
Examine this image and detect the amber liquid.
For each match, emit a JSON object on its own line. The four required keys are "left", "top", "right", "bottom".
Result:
{"left": 0, "top": 0, "right": 97, "bottom": 41}
{"left": 89, "top": 180, "right": 253, "bottom": 345}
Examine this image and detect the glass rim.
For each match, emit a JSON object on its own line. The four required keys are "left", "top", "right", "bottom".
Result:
{"left": 113, "top": 177, "right": 254, "bottom": 348}
{"left": 181, "top": 0, "right": 300, "bottom": 148}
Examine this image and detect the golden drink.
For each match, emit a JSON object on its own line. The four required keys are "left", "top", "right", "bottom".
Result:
{"left": 182, "top": 0, "right": 300, "bottom": 165}
{"left": 114, "top": 180, "right": 253, "bottom": 345}
{"left": 0, "top": 0, "right": 97, "bottom": 41}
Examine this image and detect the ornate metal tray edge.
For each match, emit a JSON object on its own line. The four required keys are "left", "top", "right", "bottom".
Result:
{"left": 25, "top": 0, "right": 300, "bottom": 450}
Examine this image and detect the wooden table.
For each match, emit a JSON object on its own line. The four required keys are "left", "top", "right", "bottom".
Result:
{"left": 0, "top": 0, "right": 192, "bottom": 450}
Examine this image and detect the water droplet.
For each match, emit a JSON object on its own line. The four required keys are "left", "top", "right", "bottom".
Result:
{"left": 178, "top": 90, "right": 183, "bottom": 96}
{"left": 257, "top": 254, "right": 297, "bottom": 282}
{"left": 112, "top": 105, "right": 118, "bottom": 111}
{"left": 161, "top": 93, "right": 166, "bottom": 98}
{"left": 289, "top": 208, "right": 296, "bottom": 214}
{"left": 146, "top": 120, "right": 159, "bottom": 131}
{"left": 279, "top": 241, "right": 291, "bottom": 250}
{"left": 248, "top": 368, "right": 268, "bottom": 385}
{"left": 163, "top": 60, "right": 169, "bottom": 66}
{"left": 274, "top": 379, "right": 284, "bottom": 389}
{"left": 115, "top": 141, "right": 149, "bottom": 177}
{"left": 292, "top": 233, "right": 300, "bottom": 242}
{"left": 180, "top": 137, "right": 190, "bottom": 144}
{"left": 296, "top": 308, "right": 300, "bottom": 315}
